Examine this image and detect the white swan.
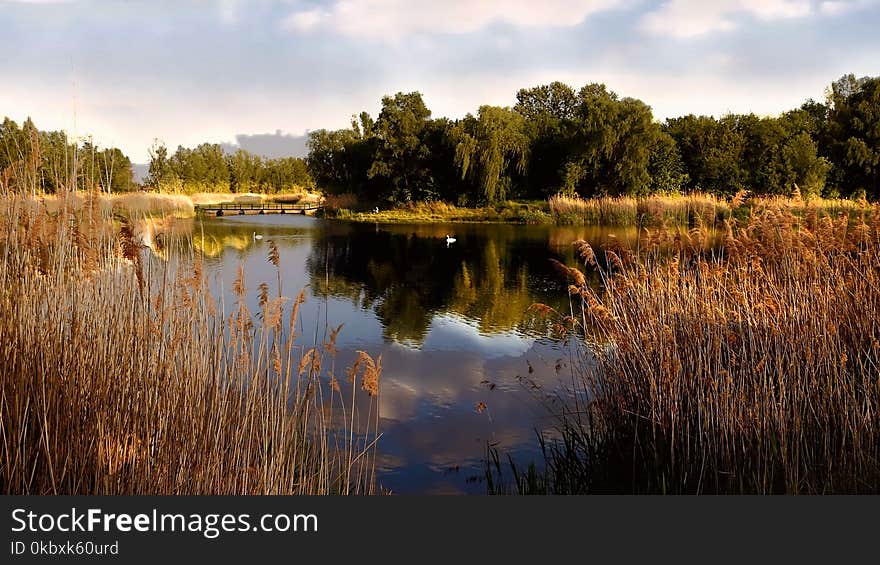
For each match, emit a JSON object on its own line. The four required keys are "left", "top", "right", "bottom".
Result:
{"left": 445, "top": 234, "right": 456, "bottom": 246}
{"left": 253, "top": 232, "right": 263, "bottom": 241}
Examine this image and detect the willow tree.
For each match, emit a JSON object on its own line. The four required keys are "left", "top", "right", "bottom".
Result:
{"left": 567, "top": 84, "right": 659, "bottom": 196}
{"left": 452, "top": 105, "right": 529, "bottom": 203}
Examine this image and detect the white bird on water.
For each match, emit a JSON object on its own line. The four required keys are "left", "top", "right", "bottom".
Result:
{"left": 445, "top": 234, "right": 456, "bottom": 247}
{"left": 253, "top": 232, "right": 263, "bottom": 241}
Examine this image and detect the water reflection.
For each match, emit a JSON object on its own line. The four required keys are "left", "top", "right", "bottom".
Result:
{"left": 305, "top": 222, "right": 588, "bottom": 344}
{"left": 146, "top": 214, "right": 647, "bottom": 493}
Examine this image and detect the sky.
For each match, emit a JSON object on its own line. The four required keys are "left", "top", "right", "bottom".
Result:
{"left": 1, "top": 0, "right": 878, "bottom": 163}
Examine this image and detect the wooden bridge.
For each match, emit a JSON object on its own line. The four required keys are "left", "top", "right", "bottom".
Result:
{"left": 195, "top": 202, "right": 323, "bottom": 217}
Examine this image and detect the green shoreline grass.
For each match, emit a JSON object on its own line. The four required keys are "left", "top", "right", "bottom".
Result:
{"left": 35, "top": 190, "right": 865, "bottom": 228}
{"left": 320, "top": 192, "right": 870, "bottom": 227}
{"left": 322, "top": 200, "right": 552, "bottom": 224}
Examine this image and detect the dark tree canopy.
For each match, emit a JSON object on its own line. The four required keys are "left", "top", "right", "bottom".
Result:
{"left": 825, "top": 75, "right": 880, "bottom": 199}
{"left": 367, "top": 92, "right": 434, "bottom": 202}
{"left": 301, "top": 75, "right": 879, "bottom": 206}
{"left": 6, "top": 73, "right": 879, "bottom": 202}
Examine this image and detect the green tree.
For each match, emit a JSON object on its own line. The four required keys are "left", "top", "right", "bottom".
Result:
{"left": 307, "top": 126, "right": 375, "bottom": 195}
{"left": 739, "top": 114, "right": 791, "bottom": 195}
{"left": 566, "top": 84, "right": 658, "bottom": 196}
{"left": 665, "top": 115, "right": 747, "bottom": 195}
{"left": 80, "top": 144, "right": 135, "bottom": 193}
{"left": 368, "top": 92, "right": 433, "bottom": 202}
{"left": 0, "top": 117, "right": 24, "bottom": 172}
{"left": 783, "top": 132, "right": 831, "bottom": 198}
{"left": 226, "top": 149, "right": 262, "bottom": 193}
{"left": 515, "top": 81, "right": 578, "bottom": 125}
{"left": 825, "top": 75, "right": 880, "bottom": 198}
{"left": 515, "top": 82, "right": 578, "bottom": 197}
{"left": 262, "top": 157, "right": 313, "bottom": 193}
{"left": 147, "top": 140, "right": 174, "bottom": 189}
{"left": 451, "top": 105, "right": 529, "bottom": 203}
{"left": 421, "top": 118, "right": 462, "bottom": 203}
{"left": 40, "top": 129, "right": 74, "bottom": 192}
{"left": 647, "top": 131, "right": 688, "bottom": 194}
{"left": 169, "top": 143, "right": 229, "bottom": 189}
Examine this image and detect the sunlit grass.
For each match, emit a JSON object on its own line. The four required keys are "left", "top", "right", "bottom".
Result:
{"left": 323, "top": 197, "right": 552, "bottom": 224}
{"left": 505, "top": 201, "right": 880, "bottom": 494}
{"left": 548, "top": 191, "right": 869, "bottom": 227}
{"left": 0, "top": 181, "right": 381, "bottom": 494}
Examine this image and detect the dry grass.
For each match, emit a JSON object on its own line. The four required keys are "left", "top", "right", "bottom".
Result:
{"left": 12, "top": 191, "right": 196, "bottom": 218}
{"left": 0, "top": 188, "right": 381, "bottom": 495}
{"left": 548, "top": 192, "right": 868, "bottom": 228}
{"left": 190, "top": 191, "right": 322, "bottom": 207}
{"left": 549, "top": 193, "right": 729, "bottom": 226}
{"left": 190, "top": 192, "right": 263, "bottom": 206}
{"left": 269, "top": 192, "right": 323, "bottom": 205}
{"left": 517, "top": 202, "right": 880, "bottom": 494}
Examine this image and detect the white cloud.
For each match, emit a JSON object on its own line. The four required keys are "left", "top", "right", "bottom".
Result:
{"left": 218, "top": 0, "right": 241, "bottom": 24}
{"left": 820, "top": 1, "right": 849, "bottom": 14}
{"left": 2, "top": 0, "right": 74, "bottom": 3}
{"left": 640, "top": 0, "right": 813, "bottom": 38}
{"left": 281, "top": 7, "right": 327, "bottom": 31}
{"left": 280, "top": 0, "right": 624, "bottom": 40}
{"left": 819, "top": 0, "right": 878, "bottom": 15}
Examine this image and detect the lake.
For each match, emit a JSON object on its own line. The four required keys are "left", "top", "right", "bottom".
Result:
{"left": 155, "top": 214, "right": 642, "bottom": 494}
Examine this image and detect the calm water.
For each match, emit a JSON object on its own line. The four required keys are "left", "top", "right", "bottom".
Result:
{"left": 160, "top": 214, "right": 642, "bottom": 494}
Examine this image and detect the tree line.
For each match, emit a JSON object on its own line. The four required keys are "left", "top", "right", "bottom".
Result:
{"left": 146, "top": 142, "right": 313, "bottom": 193}
{"left": 4, "top": 73, "right": 878, "bottom": 200}
{"left": 307, "top": 74, "right": 880, "bottom": 203}
{"left": 0, "top": 118, "right": 314, "bottom": 194}
{"left": 1, "top": 117, "right": 135, "bottom": 193}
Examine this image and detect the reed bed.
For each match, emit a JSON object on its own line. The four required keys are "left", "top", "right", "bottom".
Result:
{"left": 7, "top": 191, "right": 196, "bottom": 218}
{"left": 549, "top": 193, "right": 728, "bottom": 226}
{"left": 0, "top": 191, "right": 381, "bottom": 495}
{"left": 514, "top": 202, "right": 880, "bottom": 494}
{"left": 548, "top": 191, "right": 867, "bottom": 228}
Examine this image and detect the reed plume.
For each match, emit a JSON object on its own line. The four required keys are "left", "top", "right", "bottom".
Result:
{"left": 512, "top": 201, "right": 880, "bottom": 494}
{"left": 0, "top": 185, "right": 381, "bottom": 495}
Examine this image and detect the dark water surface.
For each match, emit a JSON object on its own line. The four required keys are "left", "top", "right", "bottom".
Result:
{"left": 173, "top": 215, "right": 639, "bottom": 494}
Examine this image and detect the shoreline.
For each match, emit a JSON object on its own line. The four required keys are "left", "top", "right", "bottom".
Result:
{"left": 9, "top": 191, "right": 871, "bottom": 228}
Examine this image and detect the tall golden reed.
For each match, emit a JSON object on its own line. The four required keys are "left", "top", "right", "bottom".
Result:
{"left": 531, "top": 201, "right": 880, "bottom": 493}
{"left": 0, "top": 181, "right": 381, "bottom": 495}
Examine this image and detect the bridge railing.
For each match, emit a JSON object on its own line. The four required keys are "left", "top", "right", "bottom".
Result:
{"left": 194, "top": 202, "right": 323, "bottom": 212}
